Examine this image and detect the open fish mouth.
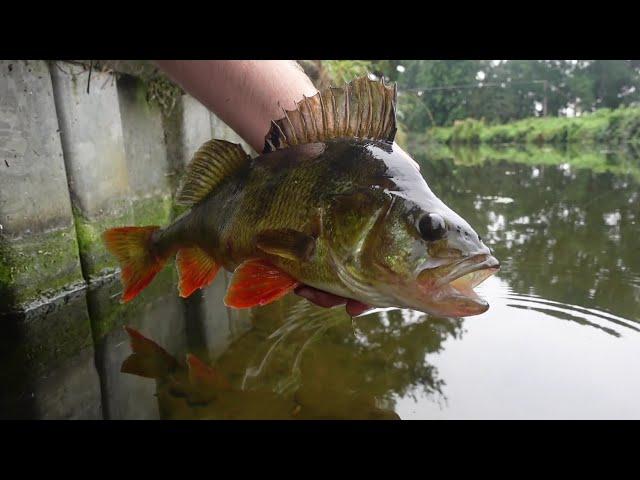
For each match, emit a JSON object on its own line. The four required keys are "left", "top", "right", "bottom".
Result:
{"left": 419, "top": 254, "right": 500, "bottom": 316}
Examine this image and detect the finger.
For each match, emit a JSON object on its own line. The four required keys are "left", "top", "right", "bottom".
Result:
{"left": 294, "top": 286, "right": 347, "bottom": 308}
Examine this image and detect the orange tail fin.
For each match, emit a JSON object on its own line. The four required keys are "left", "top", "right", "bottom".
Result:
{"left": 102, "top": 226, "right": 166, "bottom": 303}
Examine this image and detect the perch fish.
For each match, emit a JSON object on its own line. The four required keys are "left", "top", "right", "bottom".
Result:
{"left": 103, "top": 76, "right": 499, "bottom": 317}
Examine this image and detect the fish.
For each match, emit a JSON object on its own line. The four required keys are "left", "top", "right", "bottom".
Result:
{"left": 121, "top": 326, "right": 399, "bottom": 420}
{"left": 103, "top": 75, "right": 499, "bottom": 317}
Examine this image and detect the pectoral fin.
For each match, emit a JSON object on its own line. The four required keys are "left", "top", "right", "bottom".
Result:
{"left": 255, "top": 229, "right": 316, "bottom": 262}
{"left": 224, "top": 259, "right": 300, "bottom": 308}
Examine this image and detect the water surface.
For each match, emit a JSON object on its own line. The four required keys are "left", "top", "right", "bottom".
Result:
{"left": 124, "top": 143, "right": 640, "bottom": 419}
{"left": 6, "top": 143, "right": 640, "bottom": 419}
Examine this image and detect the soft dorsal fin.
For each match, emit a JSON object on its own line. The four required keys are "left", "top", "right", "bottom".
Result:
{"left": 176, "top": 139, "right": 250, "bottom": 207}
{"left": 263, "top": 75, "right": 398, "bottom": 153}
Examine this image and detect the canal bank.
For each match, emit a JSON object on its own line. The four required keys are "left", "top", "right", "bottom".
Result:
{"left": 0, "top": 60, "right": 254, "bottom": 418}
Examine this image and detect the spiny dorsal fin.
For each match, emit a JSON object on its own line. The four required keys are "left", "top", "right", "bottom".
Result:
{"left": 176, "top": 139, "right": 250, "bottom": 207}
{"left": 263, "top": 75, "right": 397, "bottom": 153}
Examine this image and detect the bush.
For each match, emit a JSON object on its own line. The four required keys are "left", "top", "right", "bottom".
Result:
{"left": 426, "top": 107, "right": 640, "bottom": 146}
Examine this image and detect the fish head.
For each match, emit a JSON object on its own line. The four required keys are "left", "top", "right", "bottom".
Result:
{"left": 354, "top": 143, "right": 500, "bottom": 317}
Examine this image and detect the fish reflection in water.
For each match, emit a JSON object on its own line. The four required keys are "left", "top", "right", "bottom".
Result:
{"left": 120, "top": 295, "right": 463, "bottom": 420}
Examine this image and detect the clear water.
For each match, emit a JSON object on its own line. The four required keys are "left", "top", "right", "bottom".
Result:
{"left": 5, "top": 143, "right": 640, "bottom": 419}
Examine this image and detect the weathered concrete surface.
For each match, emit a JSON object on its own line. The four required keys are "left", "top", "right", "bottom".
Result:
{"left": 0, "top": 60, "right": 86, "bottom": 312}
{"left": 0, "top": 289, "right": 101, "bottom": 419}
{"left": 1, "top": 61, "right": 267, "bottom": 419}
{"left": 50, "top": 62, "right": 135, "bottom": 281}
{"left": 87, "top": 268, "right": 187, "bottom": 420}
{"left": 31, "top": 346, "right": 102, "bottom": 419}
{"left": 163, "top": 94, "right": 212, "bottom": 182}
{"left": 117, "top": 75, "right": 173, "bottom": 226}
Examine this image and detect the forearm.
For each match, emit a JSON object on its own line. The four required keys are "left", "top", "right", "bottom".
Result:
{"left": 154, "top": 60, "right": 317, "bottom": 153}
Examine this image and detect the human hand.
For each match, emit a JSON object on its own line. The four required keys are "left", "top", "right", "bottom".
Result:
{"left": 294, "top": 285, "right": 371, "bottom": 317}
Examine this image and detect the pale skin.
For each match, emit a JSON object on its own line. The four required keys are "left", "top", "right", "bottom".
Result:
{"left": 154, "top": 60, "right": 371, "bottom": 316}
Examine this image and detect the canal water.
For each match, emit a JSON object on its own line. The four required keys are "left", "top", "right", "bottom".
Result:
{"left": 3, "top": 143, "right": 639, "bottom": 419}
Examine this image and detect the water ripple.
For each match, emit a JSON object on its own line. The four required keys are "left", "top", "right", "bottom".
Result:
{"left": 503, "top": 292, "right": 640, "bottom": 336}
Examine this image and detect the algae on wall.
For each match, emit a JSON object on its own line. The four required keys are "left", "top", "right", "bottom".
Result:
{"left": 0, "top": 60, "right": 87, "bottom": 313}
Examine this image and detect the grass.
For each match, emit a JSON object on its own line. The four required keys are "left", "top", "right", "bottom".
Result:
{"left": 410, "top": 142, "right": 640, "bottom": 183}
{"left": 426, "top": 106, "right": 640, "bottom": 146}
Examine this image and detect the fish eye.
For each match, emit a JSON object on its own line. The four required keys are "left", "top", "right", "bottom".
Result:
{"left": 418, "top": 213, "right": 447, "bottom": 242}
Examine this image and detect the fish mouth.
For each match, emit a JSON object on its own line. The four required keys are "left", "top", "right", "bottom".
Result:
{"left": 418, "top": 254, "right": 500, "bottom": 316}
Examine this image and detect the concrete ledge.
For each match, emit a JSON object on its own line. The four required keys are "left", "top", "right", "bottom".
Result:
{"left": 0, "top": 287, "right": 100, "bottom": 419}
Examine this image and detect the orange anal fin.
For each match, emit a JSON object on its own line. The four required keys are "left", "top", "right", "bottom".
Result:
{"left": 120, "top": 326, "right": 179, "bottom": 379}
{"left": 186, "top": 354, "right": 231, "bottom": 391}
{"left": 224, "top": 259, "right": 300, "bottom": 308}
{"left": 176, "top": 247, "right": 220, "bottom": 298}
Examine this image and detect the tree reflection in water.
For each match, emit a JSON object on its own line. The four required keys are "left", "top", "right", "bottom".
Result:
{"left": 121, "top": 144, "right": 640, "bottom": 419}
{"left": 121, "top": 295, "right": 464, "bottom": 420}
{"left": 416, "top": 144, "right": 640, "bottom": 323}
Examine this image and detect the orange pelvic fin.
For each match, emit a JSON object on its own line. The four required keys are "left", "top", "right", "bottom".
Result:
{"left": 120, "top": 326, "right": 179, "bottom": 379}
{"left": 102, "top": 226, "right": 166, "bottom": 303}
{"left": 186, "top": 354, "right": 231, "bottom": 391}
{"left": 176, "top": 247, "right": 220, "bottom": 298}
{"left": 224, "top": 258, "right": 300, "bottom": 308}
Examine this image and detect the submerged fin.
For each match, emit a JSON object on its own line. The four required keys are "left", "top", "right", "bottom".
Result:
{"left": 186, "top": 354, "right": 231, "bottom": 391}
{"left": 176, "top": 247, "right": 220, "bottom": 298}
{"left": 263, "top": 75, "right": 397, "bottom": 152}
{"left": 102, "top": 226, "right": 166, "bottom": 303}
{"left": 120, "top": 326, "right": 179, "bottom": 379}
{"left": 224, "top": 259, "right": 300, "bottom": 308}
{"left": 255, "top": 229, "right": 316, "bottom": 262}
{"left": 176, "top": 139, "right": 250, "bottom": 207}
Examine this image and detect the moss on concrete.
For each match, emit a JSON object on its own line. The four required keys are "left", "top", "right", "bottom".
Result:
{"left": 0, "top": 225, "right": 85, "bottom": 312}
{"left": 0, "top": 289, "right": 93, "bottom": 389}
{"left": 131, "top": 195, "right": 173, "bottom": 227}
{"left": 72, "top": 206, "right": 136, "bottom": 282}
{"left": 145, "top": 76, "right": 183, "bottom": 117}
{"left": 72, "top": 194, "right": 174, "bottom": 286}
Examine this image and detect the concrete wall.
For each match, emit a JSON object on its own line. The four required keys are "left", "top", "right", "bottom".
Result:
{"left": 0, "top": 60, "right": 86, "bottom": 312}
{"left": 0, "top": 60, "right": 255, "bottom": 418}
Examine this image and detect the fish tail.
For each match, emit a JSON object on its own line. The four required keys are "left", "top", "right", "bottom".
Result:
{"left": 120, "top": 326, "right": 178, "bottom": 379}
{"left": 102, "top": 226, "right": 167, "bottom": 303}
